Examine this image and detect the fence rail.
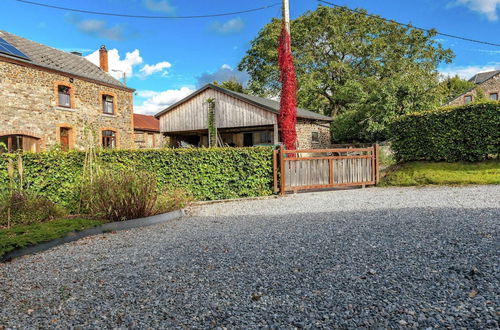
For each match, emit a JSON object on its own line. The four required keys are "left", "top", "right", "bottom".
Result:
{"left": 273, "top": 145, "right": 380, "bottom": 194}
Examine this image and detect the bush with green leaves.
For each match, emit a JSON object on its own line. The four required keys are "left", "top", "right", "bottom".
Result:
{"left": 0, "top": 190, "right": 66, "bottom": 227}
{"left": 0, "top": 148, "right": 273, "bottom": 212}
{"left": 81, "top": 169, "right": 191, "bottom": 221}
{"left": 390, "top": 102, "right": 500, "bottom": 162}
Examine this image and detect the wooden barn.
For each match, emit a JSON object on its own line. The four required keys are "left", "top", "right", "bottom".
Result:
{"left": 155, "top": 84, "right": 332, "bottom": 148}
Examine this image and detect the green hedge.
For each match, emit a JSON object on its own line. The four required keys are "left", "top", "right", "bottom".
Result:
{"left": 0, "top": 148, "right": 273, "bottom": 211}
{"left": 390, "top": 102, "right": 500, "bottom": 162}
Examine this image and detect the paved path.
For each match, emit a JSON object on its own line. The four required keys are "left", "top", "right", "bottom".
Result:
{"left": 1, "top": 186, "right": 499, "bottom": 328}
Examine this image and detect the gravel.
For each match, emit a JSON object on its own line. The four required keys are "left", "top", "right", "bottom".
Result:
{"left": 1, "top": 185, "right": 499, "bottom": 328}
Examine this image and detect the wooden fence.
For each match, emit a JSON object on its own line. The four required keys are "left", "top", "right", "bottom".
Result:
{"left": 273, "top": 145, "right": 380, "bottom": 194}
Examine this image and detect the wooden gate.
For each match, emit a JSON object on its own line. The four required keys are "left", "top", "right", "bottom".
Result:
{"left": 273, "top": 145, "right": 380, "bottom": 194}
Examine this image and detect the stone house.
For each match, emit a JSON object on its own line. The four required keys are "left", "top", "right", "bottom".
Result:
{"left": 0, "top": 30, "right": 135, "bottom": 152}
{"left": 133, "top": 114, "right": 165, "bottom": 148}
{"left": 445, "top": 70, "right": 500, "bottom": 106}
{"left": 155, "top": 84, "right": 332, "bottom": 149}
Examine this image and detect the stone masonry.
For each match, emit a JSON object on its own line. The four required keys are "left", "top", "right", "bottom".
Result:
{"left": 446, "top": 73, "right": 500, "bottom": 106}
{"left": 295, "top": 118, "right": 331, "bottom": 149}
{"left": 0, "top": 60, "right": 134, "bottom": 150}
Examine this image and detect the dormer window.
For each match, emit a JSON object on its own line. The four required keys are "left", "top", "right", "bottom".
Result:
{"left": 58, "top": 85, "right": 71, "bottom": 108}
{"left": 102, "top": 94, "right": 114, "bottom": 114}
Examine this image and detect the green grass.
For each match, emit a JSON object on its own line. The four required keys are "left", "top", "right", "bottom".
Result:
{"left": 0, "top": 218, "right": 104, "bottom": 258}
{"left": 381, "top": 160, "right": 500, "bottom": 186}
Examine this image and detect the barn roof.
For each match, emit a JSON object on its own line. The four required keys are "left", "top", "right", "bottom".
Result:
{"left": 133, "top": 114, "right": 160, "bottom": 132}
{"left": 0, "top": 30, "right": 132, "bottom": 91}
{"left": 155, "top": 84, "right": 332, "bottom": 122}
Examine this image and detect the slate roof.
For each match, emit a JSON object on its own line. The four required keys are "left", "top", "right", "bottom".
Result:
{"left": 468, "top": 70, "right": 500, "bottom": 84}
{"left": 133, "top": 114, "right": 160, "bottom": 132}
{"left": 156, "top": 84, "right": 332, "bottom": 122}
{"left": 0, "top": 30, "right": 130, "bottom": 90}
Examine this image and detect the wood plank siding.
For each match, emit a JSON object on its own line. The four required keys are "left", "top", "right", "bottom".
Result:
{"left": 159, "top": 89, "right": 277, "bottom": 133}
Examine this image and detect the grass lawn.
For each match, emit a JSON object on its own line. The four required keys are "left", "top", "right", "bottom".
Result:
{"left": 381, "top": 160, "right": 500, "bottom": 186}
{"left": 0, "top": 218, "right": 104, "bottom": 258}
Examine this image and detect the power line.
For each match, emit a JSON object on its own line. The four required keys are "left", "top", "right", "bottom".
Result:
{"left": 14, "top": 0, "right": 280, "bottom": 19}
{"left": 317, "top": 0, "right": 500, "bottom": 47}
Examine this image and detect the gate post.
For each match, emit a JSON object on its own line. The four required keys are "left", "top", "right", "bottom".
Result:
{"left": 273, "top": 149, "right": 278, "bottom": 193}
{"left": 279, "top": 145, "right": 285, "bottom": 196}
{"left": 374, "top": 144, "right": 380, "bottom": 184}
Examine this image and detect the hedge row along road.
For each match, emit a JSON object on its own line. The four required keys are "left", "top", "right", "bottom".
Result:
{"left": 0, "top": 148, "right": 274, "bottom": 211}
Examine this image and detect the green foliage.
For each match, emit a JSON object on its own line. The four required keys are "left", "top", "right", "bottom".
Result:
{"left": 437, "top": 75, "right": 475, "bottom": 104}
{"left": 0, "top": 218, "right": 103, "bottom": 257}
{"left": 239, "top": 5, "right": 453, "bottom": 142}
{"left": 390, "top": 103, "right": 500, "bottom": 162}
{"left": 0, "top": 148, "right": 273, "bottom": 212}
{"left": 81, "top": 169, "right": 191, "bottom": 222}
{"left": 0, "top": 190, "right": 66, "bottom": 227}
{"left": 213, "top": 80, "right": 246, "bottom": 93}
{"left": 381, "top": 160, "right": 500, "bottom": 186}
{"left": 207, "top": 98, "right": 217, "bottom": 147}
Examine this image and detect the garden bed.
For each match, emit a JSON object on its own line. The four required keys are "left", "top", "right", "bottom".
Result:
{"left": 0, "top": 210, "right": 185, "bottom": 262}
{"left": 0, "top": 218, "right": 103, "bottom": 259}
{"left": 381, "top": 160, "right": 500, "bottom": 186}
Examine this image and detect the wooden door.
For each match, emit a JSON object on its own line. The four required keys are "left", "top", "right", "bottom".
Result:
{"left": 60, "top": 127, "right": 70, "bottom": 151}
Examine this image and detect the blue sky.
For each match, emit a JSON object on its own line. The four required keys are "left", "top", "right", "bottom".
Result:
{"left": 1, "top": 0, "right": 499, "bottom": 114}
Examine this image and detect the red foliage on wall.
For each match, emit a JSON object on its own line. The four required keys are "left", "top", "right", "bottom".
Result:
{"left": 277, "top": 21, "right": 297, "bottom": 150}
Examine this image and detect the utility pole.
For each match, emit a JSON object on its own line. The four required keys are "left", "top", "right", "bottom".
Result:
{"left": 282, "top": 0, "right": 290, "bottom": 34}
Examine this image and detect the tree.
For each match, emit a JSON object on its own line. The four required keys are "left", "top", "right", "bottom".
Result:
{"left": 437, "top": 75, "right": 475, "bottom": 104}
{"left": 212, "top": 79, "right": 246, "bottom": 94}
{"left": 239, "top": 5, "right": 454, "bottom": 142}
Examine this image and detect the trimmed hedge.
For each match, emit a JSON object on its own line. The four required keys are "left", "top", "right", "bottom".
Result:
{"left": 0, "top": 148, "right": 273, "bottom": 211}
{"left": 390, "top": 102, "right": 500, "bottom": 162}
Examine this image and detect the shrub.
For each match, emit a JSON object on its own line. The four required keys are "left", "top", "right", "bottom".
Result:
{"left": 0, "top": 148, "right": 273, "bottom": 212}
{"left": 154, "top": 189, "right": 192, "bottom": 215}
{"left": 82, "top": 169, "right": 190, "bottom": 222}
{"left": 0, "top": 190, "right": 66, "bottom": 227}
{"left": 390, "top": 102, "right": 500, "bottom": 162}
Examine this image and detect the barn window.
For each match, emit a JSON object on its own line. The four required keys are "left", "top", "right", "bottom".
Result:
{"left": 58, "top": 85, "right": 71, "bottom": 108}
{"left": 102, "top": 94, "right": 114, "bottom": 114}
{"left": 464, "top": 95, "right": 472, "bottom": 104}
{"left": 102, "top": 130, "right": 116, "bottom": 148}
{"left": 489, "top": 93, "right": 498, "bottom": 101}
{"left": 311, "top": 131, "right": 320, "bottom": 144}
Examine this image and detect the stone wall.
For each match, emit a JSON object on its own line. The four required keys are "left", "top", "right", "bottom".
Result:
{"left": 134, "top": 130, "right": 167, "bottom": 149}
{"left": 296, "top": 119, "right": 331, "bottom": 149}
{"left": 446, "top": 74, "right": 500, "bottom": 106}
{"left": 0, "top": 60, "right": 134, "bottom": 150}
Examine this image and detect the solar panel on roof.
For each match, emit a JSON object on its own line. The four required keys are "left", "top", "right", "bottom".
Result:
{"left": 0, "top": 37, "right": 29, "bottom": 60}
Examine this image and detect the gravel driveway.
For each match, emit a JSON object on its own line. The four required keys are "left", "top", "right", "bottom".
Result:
{"left": 1, "top": 186, "right": 499, "bottom": 328}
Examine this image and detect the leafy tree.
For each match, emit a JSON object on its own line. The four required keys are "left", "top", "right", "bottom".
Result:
{"left": 437, "top": 75, "right": 475, "bottom": 104}
{"left": 239, "top": 5, "right": 454, "bottom": 142}
{"left": 213, "top": 79, "right": 246, "bottom": 93}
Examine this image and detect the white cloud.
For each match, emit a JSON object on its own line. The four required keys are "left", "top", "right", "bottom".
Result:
{"left": 439, "top": 63, "right": 500, "bottom": 79}
{"left": 197, "top": 64, "right": 249, "bottom": 87}
{"left": 134, "top": 87, "right": 195, "bottom": 115}
{"left": 67, "top": 16, "right": 127, "bottom": 40}
{"left": 454, "top": 0, "right": 500, "bottom": 20}
{"left": 85, "top": 48, "right": 143, "bottom": 79}
{"left": 144, "top": 0, "right": 175, "bottom": 13}
{"left": 139, "top": 61, "right": 172, "bottom": 77}
{"left": 210, "top": 17, "right": 245, "bottom": 34}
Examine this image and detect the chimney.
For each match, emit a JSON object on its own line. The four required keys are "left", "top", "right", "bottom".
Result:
{"left": 99, "top": 45, "right": 108, "bottom": 72}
